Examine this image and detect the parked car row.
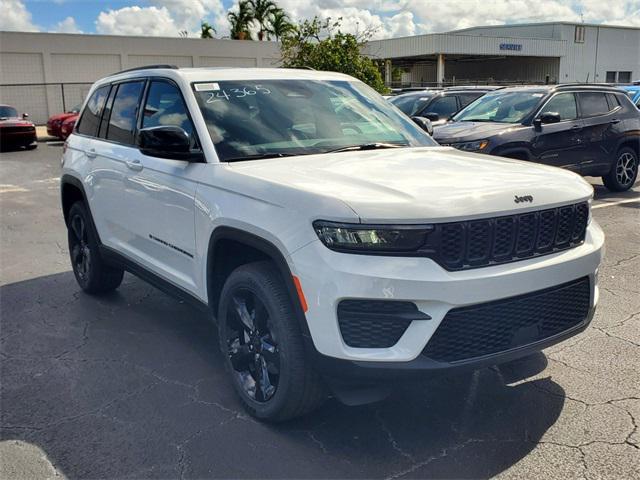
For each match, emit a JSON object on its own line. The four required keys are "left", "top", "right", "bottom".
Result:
{"left": 390, "top": 84, "right": 640, "bottom": 192}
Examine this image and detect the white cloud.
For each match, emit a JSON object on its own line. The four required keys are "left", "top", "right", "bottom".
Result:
{"left": 95, "top": 6, "right": 179, "bottom": 36}
{"left": 0, "top": 0, "right": 38, "bottom": 32}
{"left": 53, "top": 16, "right": 82, "bottom": 33}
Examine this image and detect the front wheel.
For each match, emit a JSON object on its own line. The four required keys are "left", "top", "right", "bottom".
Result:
{"left": 218, "top": 261, "right": 326, "bottom": 422}
{"left": 602, "top": 147, "right": 638, "bottom": 192}
{"left": 67, "top": 202, "right": 124, "bottom": 294}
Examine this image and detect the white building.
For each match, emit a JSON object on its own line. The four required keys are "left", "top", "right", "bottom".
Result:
{"left": 363, "top": 22, "right": 639, "bottom": 87}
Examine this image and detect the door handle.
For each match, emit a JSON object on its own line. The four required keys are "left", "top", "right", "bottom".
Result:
{"left": 85, "top": 148, "right": 97, "bottom": 159}
{"left": 125, "top": 159, "right": 144, "bottom": 171}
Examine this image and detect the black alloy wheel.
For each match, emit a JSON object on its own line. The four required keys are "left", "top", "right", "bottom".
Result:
{"left": 225, "top": 288, "right": 280, "bottom": 403}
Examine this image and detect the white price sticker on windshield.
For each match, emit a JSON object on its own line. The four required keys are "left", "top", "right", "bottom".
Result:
{"left": 195, "top": 83, "right": 220, "bottom": 91}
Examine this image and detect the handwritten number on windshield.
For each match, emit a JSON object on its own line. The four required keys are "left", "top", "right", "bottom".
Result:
{"left": 206, "top": 85, "right": 271, "bottom": 103}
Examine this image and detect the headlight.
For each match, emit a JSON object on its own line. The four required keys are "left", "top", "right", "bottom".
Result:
{"left": 452, "top": 139, "right": 489, "bottom": 152}
{"left": 313, "top": 221, "right": 433, "bottom": 252}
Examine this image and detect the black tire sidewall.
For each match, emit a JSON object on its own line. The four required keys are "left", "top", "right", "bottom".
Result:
{"left": 217, "top": 263, "right": 300, "bottom": 420}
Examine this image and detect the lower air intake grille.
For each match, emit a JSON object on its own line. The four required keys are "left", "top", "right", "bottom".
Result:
{"left": 422, "top": 277, "right": 591, "bottom": 363}
{"left": 338, "top": 300, "right": 426, "bottom": 348}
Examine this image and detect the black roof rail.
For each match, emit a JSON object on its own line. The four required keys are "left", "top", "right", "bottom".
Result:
{"left": 113, "top": 64, "right": 179, "bottom": 75}
{"left": 554, "top": 83, "right": 620, "bottom": 90}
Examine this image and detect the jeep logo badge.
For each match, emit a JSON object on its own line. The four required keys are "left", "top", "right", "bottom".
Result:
{"left": 514, "top": 195, "right": 533, "bottom": 203}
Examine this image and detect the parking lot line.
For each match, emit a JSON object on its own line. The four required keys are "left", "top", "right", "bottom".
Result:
{"left": 592, "top": 198, "right": 640, "bottom": 209}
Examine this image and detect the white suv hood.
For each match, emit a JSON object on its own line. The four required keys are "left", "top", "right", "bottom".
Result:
{"left": 229, "top": 146, "right": 593, "bottom": 223}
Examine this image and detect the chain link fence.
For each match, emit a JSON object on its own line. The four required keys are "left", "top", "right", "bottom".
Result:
{"left": 0, "top": 82, "right": 93, "bottom": 125}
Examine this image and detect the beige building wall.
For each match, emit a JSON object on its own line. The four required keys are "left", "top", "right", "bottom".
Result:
{"left": 0, "top": 31, "right": 282, "bottom": 123}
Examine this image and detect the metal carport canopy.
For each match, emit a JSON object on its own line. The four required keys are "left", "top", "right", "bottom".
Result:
{"left": 364, "top": 33, "right": 567, "bottom": 59}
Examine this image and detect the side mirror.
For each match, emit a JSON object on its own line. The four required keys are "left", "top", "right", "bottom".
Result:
{"left": 534, "top": 111, "right": 561, "bottom": 129}
{"left": 422, "top": 112, "right": 440, "bottom": 122}
{"left": 411, "top": 116, "right": 434, "bottom": 136}
{"left": 138, "top": 126, "right": 202, "bottom": 161}
{"left": 22, "top": 113, "right": 29, "bottom": 119}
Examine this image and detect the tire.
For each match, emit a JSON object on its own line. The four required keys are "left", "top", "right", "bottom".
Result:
{"left": 67, "top": 201, "right": 124, "bottom": 294}
{"left": 602, "top": 147, "right": 638, "bottom": 192}
{"left": 218, "top": 261, "right": 326, "bottom": 422}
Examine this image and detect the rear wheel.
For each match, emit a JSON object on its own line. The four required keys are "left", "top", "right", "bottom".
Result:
{"left": 218, "top": 261, "right": 326, "bottom": 422}
{"left": 67, "top": 202, "right": 124, "bottom": 294}
{"left": 602, "top": 147, "right": 638, "bottom": 192}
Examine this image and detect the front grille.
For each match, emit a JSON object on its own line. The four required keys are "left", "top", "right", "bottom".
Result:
{"left": 424, "top": 202, "right": 588, "bottom": 270}
{"left": 1, "top": 126, "right": 35, "bottom": 134}
{"left": 338, "top": 300, "right": 428, "bottom": 348}
{"left": 422, "top": 277, "right": 591, "bottom": 363}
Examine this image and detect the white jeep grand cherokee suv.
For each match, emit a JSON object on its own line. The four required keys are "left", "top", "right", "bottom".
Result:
{"left": 61, "top": 66, "right": 604, "bottom": 421}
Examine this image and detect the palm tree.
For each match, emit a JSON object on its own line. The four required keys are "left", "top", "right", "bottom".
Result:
{"left": 268, "top": 8, "right": 294, "bottom": 41}
{"left": 248, "top": 0, "right": 278, "bottom": 41}
{"left": 228, "top": 0, "right": 253, "bottom": 40}
{"left": 200, "top": 22, "right": 216, "bottom": 39}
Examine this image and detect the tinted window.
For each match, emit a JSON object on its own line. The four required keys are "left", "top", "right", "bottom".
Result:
{"left": 390, "top": 93, "right": 433, "bottom": 116}
{"left": 98, "top": 86, "right": 117, "bottom": 139}
{"left": 579, "top": 92, "right": 610, "bottom": 117}
{"left": 424, "top": 95, "right": 458, "bottom": 118}
{"left": 458, "top": 92, "right": 484, "bottom": 108}
{"left": 605, "top": 93, "right": 620, "bottom": 110}
{"left": 142, "top": 81, "right": 194, "bottom": 137}
{"left": 541, "top": 93, "right": 577, "bottom": 120}
{"left": 107, "top": 81, "right": 145, "bottom": 144}
{"left": 77, "top": 85, "right": 110, "bottom": 137}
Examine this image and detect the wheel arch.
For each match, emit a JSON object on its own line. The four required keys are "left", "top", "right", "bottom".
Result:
{"left": 206, "top": 226, "right": 312, "bottom": 340}
{"left": 60, "top": 174, "right": 88, "bottom": 226}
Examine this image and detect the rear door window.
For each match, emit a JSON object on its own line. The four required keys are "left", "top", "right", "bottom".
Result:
{"left": 77, "top": 85, "right": 110, "bottom": 137}
{"left": 458, "top": 92, "right": 484, "bottom": 108}
{"left": 423, "top": 95, "right": 458, "bottom": 118}
{"left": 578, "top": 92, "right": 610, "bottom": 118}
{"left": 106, "top": 81, "right": 145, "bottom": 145}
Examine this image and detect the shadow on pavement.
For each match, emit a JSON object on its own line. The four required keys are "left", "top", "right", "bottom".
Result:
{"left": 1, "top": 271, "right": 565, "bottom": 479}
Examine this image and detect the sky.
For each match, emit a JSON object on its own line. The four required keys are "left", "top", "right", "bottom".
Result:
{"left": 1, "top": 0, "right": 639, "bottom": 39}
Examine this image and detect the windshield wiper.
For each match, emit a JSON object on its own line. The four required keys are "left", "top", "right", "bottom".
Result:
{"left": 458, "top": 118, "right": 493, "bottom": 122}
{"left": 223, "top": 152, "right": 303, "bottom": 163}
{"left": 324, "top": 142, "right": 408, "bottom": 154}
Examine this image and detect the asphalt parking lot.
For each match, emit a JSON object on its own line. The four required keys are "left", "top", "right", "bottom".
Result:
{"left": 1, "top": 142, "right": 639, "bottom": 479}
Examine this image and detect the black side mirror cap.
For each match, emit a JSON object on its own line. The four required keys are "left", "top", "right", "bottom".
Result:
{"left": 534, "top": 111, "right": 561, "bottom": 128}
{"left": 22, "top": 113, "right": 29, "bottom": 119}
{"left": 138, "top": 126, "right": 203, "bottom": 161}
{"left": 411, "top": 116, "right": 434, "bottom": 136}
{"left": 422, "top": 112, "right": 440, "bottom": 122}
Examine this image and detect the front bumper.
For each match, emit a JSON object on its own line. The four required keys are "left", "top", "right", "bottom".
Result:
{"left": 290, "top": 220, "right": 604, "bottom": 369}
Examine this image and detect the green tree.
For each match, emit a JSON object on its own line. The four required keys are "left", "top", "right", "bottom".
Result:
{"left": 228, "top": 0, "right": 253, "bottom": 40}
{"left": 200, "top": 21, "right": 216, "bottom": 39}
{"left": 268, "top": 8, "right": 295, "bottom": 41}
{"left": 248, "top": 0, "right": 278, "bottom": 41}
{"left": 280, "top": 17, "right": 388, "bottom": 94}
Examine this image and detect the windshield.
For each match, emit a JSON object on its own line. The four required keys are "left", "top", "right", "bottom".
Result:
{"left": 453, "top": 91, "right": 545, "bottom": 124}
{"left": 192, "top": 80, "right": 436, "bottom": 162}
{"left": 0, "top": 106, "right": 19, "bottom": 118}
{"left": 390, "top": 93, "right": 433, "bottom": 116}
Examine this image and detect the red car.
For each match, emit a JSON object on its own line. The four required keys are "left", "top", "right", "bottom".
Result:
{"left": 47, "top": 104, "right": 80, "bottom": 139}
{"left": 0, "top": 104, "right": 37, "bottom": 150}
{"left": 60, "top": 113, "right": 78, "bottom": 140}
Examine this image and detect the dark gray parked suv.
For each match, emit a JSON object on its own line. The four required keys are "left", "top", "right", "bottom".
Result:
{"left": 433, "top": 84, "right": 640, "bottom": 191}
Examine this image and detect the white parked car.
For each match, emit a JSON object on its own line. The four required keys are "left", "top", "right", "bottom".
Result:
{"left": 61, "top": 66, "right": 604, "bottom": 421}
